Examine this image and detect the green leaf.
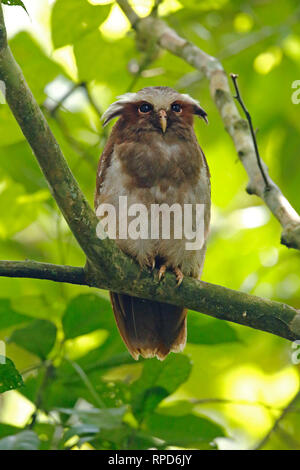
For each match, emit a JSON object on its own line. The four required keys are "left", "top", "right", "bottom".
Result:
{"left": 0, "top": 181, "right": 48, "bottom": 238}
{"left": 27, "top": 375, "right": 79, "bottom": 412}
{"left": 74, "top": 31, "right": 134, "bottom": 87}
{"left": 0, "top": 356, "right": 24, "bottom": 393}
{"left": 0, "top": 141, "right": 48, "bottom": 191}
{"left": 131, "top": 354, "right": 192, "bottom": 418}
{"left": 62, "top": 294, "right": 114, "bottom": 339}
{"left": 51, "top": 0, "right": 111, "bottom": 49}
{"left": 2, "top": 0, "right": 28, "bottom": 13}
{"left": 0, "top": 424, "right": 23, "bottom": 439}
{"left": 33, "top": 423, "right": 56, "bottom": 451}
{"left": 10, "top": 320, "right": 57, "bottom": 359}
{"left": 58, "top": 406, "right": 127, "bottom": 429}
{"left": 9, "top": 32, "right": 65, "bottom": 102}
{"left": 0, "top": 107, "right": 24, "bottom": 147}
{"left": 0, "top": 299, "right": 32, "bottom": 330}
{"left": 157, "top": 399, "right": 195, "bottom": 416}
{"left": 0, "top": 431, "right": 39, "bottom": 450}
{"left": 187, "top": 311, "right": 240, "bottom": 345}
{"left": 144, "top": 413, "right": 225, "bottom": 447}
{"left": 125, "top": 428, "right": 167, "bottom": 450}
{"left": 136, "top": 386, "right": 169, "bottom": 418}
{"left": 63, "top": 424, "right": 99, "bottom": 443}
{"left": 57, "top": 334, "right": 130, "bottom": 382}
{"left": 58, "top": 350, "right": 134, "bottom": 381}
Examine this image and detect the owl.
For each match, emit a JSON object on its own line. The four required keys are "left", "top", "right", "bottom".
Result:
{"left": 95, "top": 86, "right": 211, "bottom": 360}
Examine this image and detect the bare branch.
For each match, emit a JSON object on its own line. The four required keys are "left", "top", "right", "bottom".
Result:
{"left": 116, "top": 0, "right": 300, "bottom": 250}
{"left": 231, "top": 73, "right": 270, "bottom": 190}
{"left": 116, "top": 0, "right": 139, "bottom": 27}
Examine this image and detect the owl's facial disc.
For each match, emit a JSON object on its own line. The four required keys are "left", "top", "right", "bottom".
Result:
{"left": 158, "top": 109, "right": 167, "bottom": 133}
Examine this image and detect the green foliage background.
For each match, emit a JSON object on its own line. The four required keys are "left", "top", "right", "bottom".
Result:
{"left": 0, "top": 0, "right": 300, "bottom": 450}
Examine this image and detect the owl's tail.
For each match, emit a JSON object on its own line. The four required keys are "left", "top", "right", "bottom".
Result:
{"left": 110, "top": 292, "right": 187, "bottom": 360}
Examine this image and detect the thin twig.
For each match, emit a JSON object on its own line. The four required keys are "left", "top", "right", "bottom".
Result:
{"left": 49, "top": 82, "right": 85, "bottom": 116}
{"left": 27, "top": 363, "right": 55, "bottom": 429}
{"left": 150, "top": 0, "right": 163, "bottom": 17}
{"left": 117, "top": 0, "right": 139, "bottom": 28}
{"left": 81, "top": 82, "right": 102, "bottom": 120}
{"left": 230, "top": 73, "right": 270, "bottom": 191}
{"left": 81, "top": 82, "right": 109, "bottom": 140}
{"left": 66, "top": 359, "right": 106, "bottom": 409}
{"left": 127, "top": 53, "right": 155, "bottom": 92}
{"left": 192, "top": 397, "right": 283, "bottom": 411}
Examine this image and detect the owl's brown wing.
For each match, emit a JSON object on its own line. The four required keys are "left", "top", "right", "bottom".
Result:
{"left": 94, "top": 131, "right": 116, "bottom": 209}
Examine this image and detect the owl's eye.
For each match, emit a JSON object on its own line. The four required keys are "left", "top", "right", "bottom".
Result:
{"left": 171, "top": 103, "right": 182, "bottom": 113}
{"left": 139, "top": 103, "right": 153, "bottom": 113}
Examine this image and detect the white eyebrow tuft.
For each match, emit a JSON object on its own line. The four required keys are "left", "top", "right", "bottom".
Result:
{"left": 101, "top": 93, "right": 140, "bottom": 126}
{"left": 180, "top": 93, "right": 201, "bottom": 107}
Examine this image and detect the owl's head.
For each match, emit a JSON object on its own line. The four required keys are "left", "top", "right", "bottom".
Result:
{"left": 102, "top": 86, "right": 207, "bottom": 134}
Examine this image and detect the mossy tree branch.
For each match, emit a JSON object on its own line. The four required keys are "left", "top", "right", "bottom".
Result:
{"left": 1, "top": 257, "right": 300, "bottom": 344}
{"left": 0, "top": 2, "right": 300, "bottom": 345}
{"left": 0, "top": 260, "right": 87, "bottom": 285}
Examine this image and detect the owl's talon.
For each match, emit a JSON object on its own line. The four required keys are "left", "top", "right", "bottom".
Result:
{"left": 158, "top": 265, "right": 166, "bottom": 282}
{"left": 174, "top": 268, "right": 184, "bottom": 286}
{"left": 145, "top": 258, "right": 155, "bottom": 271}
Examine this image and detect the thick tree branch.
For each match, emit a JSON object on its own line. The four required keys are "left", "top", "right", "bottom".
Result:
{"left": 2, "top": 259, "right": 300, "bottom": 344}
{"left": 116, "top": 0, "right": 300, "bottom": 250}
{"left": 1, "top": 2, "right": 300, "bottom": 345}
{"left": 0, "top": 260, "right": 87, "bottom": 285}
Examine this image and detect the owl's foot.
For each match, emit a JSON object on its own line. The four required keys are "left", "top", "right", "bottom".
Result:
{"left": 145, "top": 257, "right": 156, "bottom": 271}
{"left": 158, "top": 265, "right": 183, "bottom": 285}
{"left": 174, "top": 267, "right": 184, "bottom": 287}
{"left": 158, "top": 264, "right": 167, "bottom": 282}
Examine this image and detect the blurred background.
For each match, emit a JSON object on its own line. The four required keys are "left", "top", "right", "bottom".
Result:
{"left": 0, "top": 0, "right": 300, "bottom": 450}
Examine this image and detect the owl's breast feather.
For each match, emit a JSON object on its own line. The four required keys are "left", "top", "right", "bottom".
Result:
{"left": 114, "top": 132, "right": 203, "bottom": 190}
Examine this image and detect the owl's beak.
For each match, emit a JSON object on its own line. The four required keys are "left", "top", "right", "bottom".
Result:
{"left": 158, "top": 109, "right": 167, "bottom": 133}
